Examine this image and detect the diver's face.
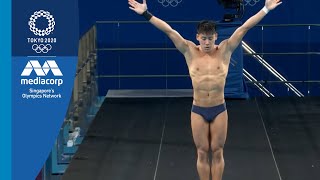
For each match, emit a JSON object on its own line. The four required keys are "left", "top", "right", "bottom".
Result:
{"left": 196, "top": 33, "right": 217, "bottom": 52}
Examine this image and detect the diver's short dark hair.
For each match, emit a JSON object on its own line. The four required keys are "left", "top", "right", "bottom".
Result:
{"left": 197, "top": 20, "right": 217, "bottom": 34}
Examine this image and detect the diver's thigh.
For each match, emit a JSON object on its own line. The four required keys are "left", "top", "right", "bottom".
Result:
{"left": 210, "top": 110, "right": 228, "bottom": 149}
{"left": 191, "top": 112, "right": 210, "bottom": 149}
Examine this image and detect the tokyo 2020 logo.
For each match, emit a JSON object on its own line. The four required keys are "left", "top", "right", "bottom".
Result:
{"left": 158, "top": 0, "right": 182, "bottom": 7}
{"left": 28, "top": 10, "right": 55, "bottom": 37}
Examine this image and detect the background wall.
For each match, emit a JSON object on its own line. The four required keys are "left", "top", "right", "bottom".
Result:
{"left": 79, "top": 0, "right": 320, "bottom": 35}
{"left": 78, "top": 0, "right": 320, "bottom": 97}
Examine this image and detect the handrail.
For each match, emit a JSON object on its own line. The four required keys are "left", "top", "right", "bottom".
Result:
{"left": 95, "top": 21, "right": 320, "bottom": 27}
{"left": 96, "top": 47, "right": 320, "bottom": 55}
{"left": 245, "top": 80, "right": 320, "bottom": 83}
{"left": 244, "top": 52, "right": 320, "bottom": 55}
{"left": 96, "top": 74, "right": 320, "bottom": 84}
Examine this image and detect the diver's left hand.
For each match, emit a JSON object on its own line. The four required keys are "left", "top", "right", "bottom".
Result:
{"left": 265, "top": 0, "right": 282, "bottom": 11}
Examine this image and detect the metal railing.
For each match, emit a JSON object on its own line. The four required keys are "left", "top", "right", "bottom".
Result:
{"left": 95, "top": 21, "right": 320, "bottom": 96}
{"left": 50, "top": 25, "right": 102, "bottom": 175}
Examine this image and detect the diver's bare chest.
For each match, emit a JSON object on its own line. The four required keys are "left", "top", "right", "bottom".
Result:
{"left": 190, "top": 56, "right": 224, "bottom": 74}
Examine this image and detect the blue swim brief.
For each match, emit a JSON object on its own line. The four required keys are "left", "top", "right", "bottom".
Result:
{"left": 191, "top": 103, "right": 227, "bottom": 123}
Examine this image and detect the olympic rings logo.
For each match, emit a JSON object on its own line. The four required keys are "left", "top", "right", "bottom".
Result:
{"left": 158, "top": 0, "right": 182, "bottom": 7}
{"left": 244, "top": 0, "right": 261, "bottom": 6}
{"left": 32, "top": 44, "right": 52, "bottom": 53}
{"left": 28, "top": 10, "right": 55, "bottom": 36}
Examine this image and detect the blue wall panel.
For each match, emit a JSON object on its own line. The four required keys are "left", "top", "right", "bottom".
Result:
{"left": 117, "top": 24, "right": 167, "bottom": 48}
{"left": 166, "top": 51, "right": 188, "bottom": 75}
{"left": 98, "top": 78, "right": 119, "bottom": 95}
{"left": 79, "top": 0, "right": 320, "bottom": 35}
{"left": 310, "top": 55, "right": 320, "bottom": 80}
{"left": 118, "top": 51, "right": 166, "bottom": 75}
{"left": 79, "top": 0, "right": 320, "bottom": 97}
{"left": 262, "top": 26, "right": 309, "bottom": 53}
{"left": 243, "top": 26, "right": 263, "bottom": 52}
{"left": 310, "top": 26, "right": 320, "bottom": 52}
{"left": 96, "top": 23, "right": 120, "bottom": 48}
{"left": 120, "top": 77, "right": 166, "bottom": 89}
{"left": 97, "top": 51, "right": 120, "bottom": 75}
{"left": 264, "top": 54, "right": 309, "bottom": 81}
{"left": 167, "top": 77, "right": 192, "bottom": 89}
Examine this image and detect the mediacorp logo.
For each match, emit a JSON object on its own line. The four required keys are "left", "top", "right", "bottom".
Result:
{"left": 21, "top": 60, "right": 62, "bottom": 76}
{"left": 28, "top": 10, "right": 55, "bottom": 36}
{"left": 21, "top": 60, "right": 63, "bottom": 86}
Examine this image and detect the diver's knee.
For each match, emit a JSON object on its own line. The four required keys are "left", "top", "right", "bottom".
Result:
{"left": 197, "top": 147, "right": 209, "bottom": 163}
{"left": 212, "top": 148, "right": 224, "bottom": 162}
